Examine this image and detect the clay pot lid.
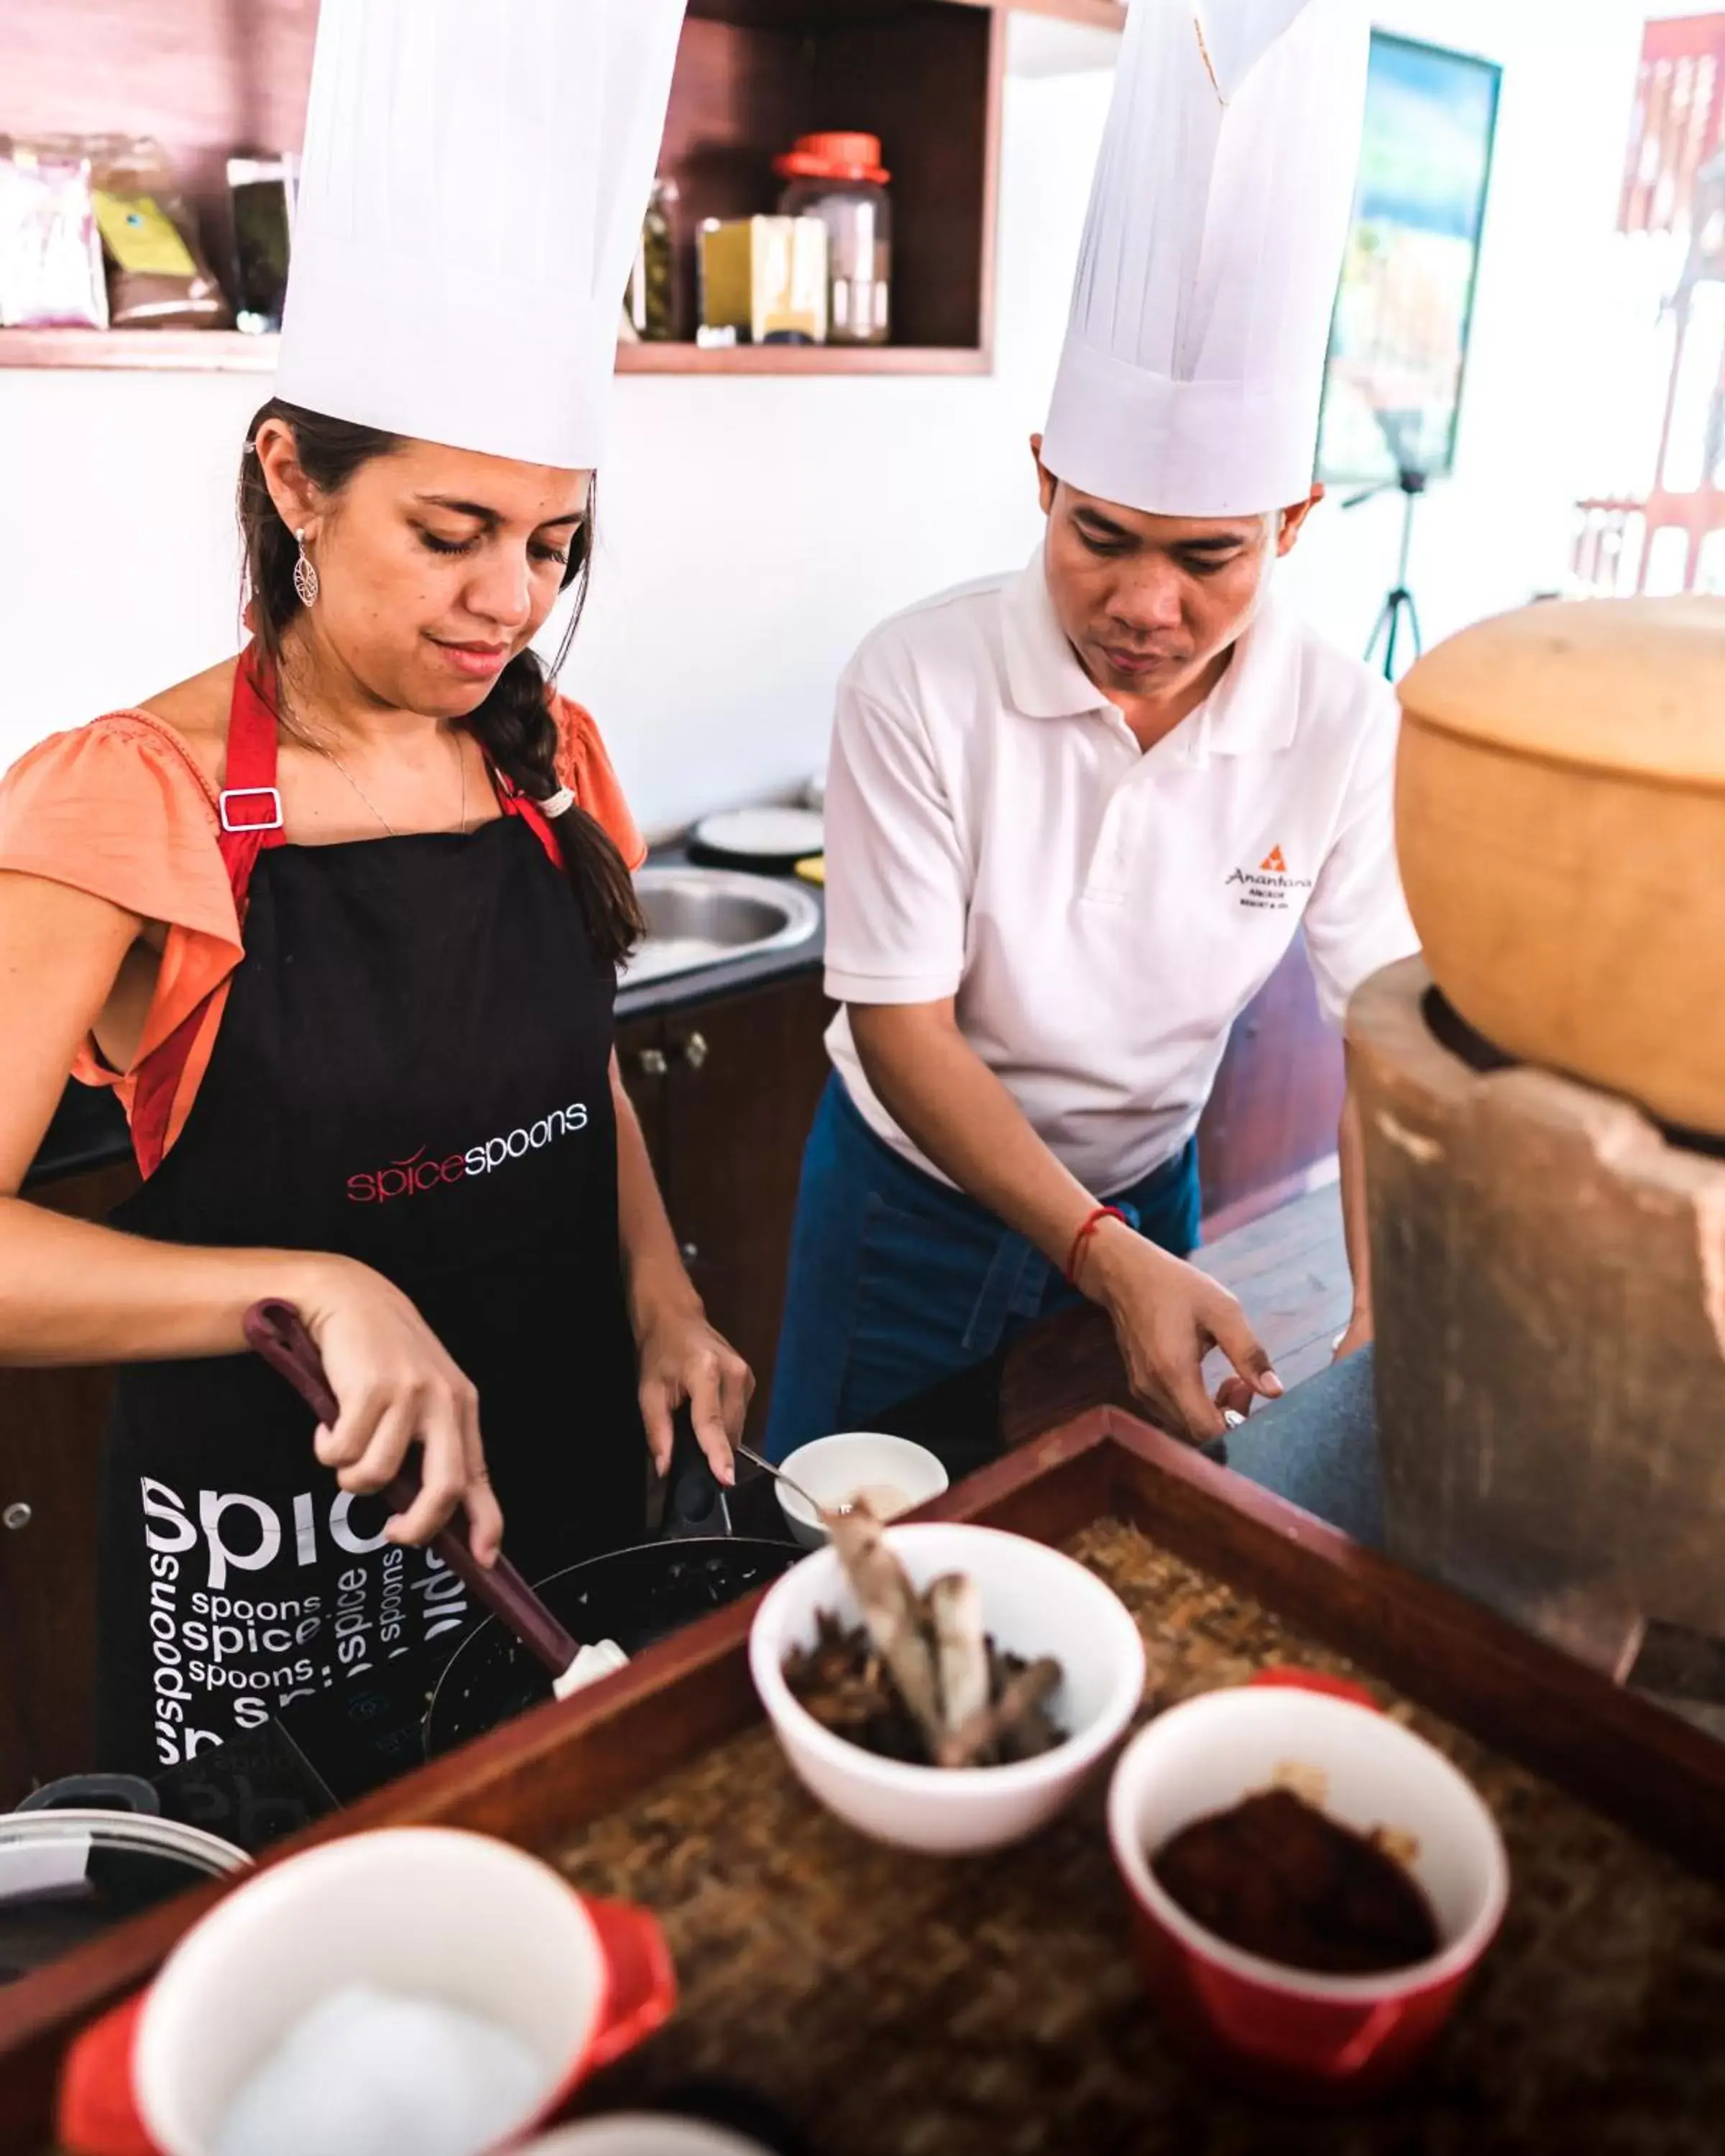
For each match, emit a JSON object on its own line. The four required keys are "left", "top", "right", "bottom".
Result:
{"left": 1399, "top": 596, "right": 1725, "bottom": 791}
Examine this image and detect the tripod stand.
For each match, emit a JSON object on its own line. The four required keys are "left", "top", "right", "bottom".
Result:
{"left": 1346, "top": 466, "right": 1427, "bottom": 681}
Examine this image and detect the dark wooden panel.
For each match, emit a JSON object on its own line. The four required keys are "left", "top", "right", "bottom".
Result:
{"left": 614, "top": 1011, "right": 670, "bottom": 1184}
{"left": 657, "top": 15, "right": 814, "bottom": 338}
{"left": 658, "top": 1, "right": 997, "bottom": 351}
{"left": 813, "top": 2, "right": 1000, "bottom": 350}
{"left": 658, "top": 972, "right": 832, "bottom": 1437}
{"left": 0, "top": 1160, "right": 140, "bottom": 1807}
{"left": 1196, "top": 931, "right": 1345, "bottom": 1223}
{"left": 1, "top": 0, "right": 318, "bottom": 275}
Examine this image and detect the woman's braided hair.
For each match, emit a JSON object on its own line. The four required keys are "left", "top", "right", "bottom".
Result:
{"left": 236, "top": 398, "right": 644, "bottom": 965}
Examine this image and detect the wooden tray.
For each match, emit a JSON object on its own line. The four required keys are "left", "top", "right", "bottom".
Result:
{"left": 9, "top": 1409, "right": 1725, "bottom": 2155}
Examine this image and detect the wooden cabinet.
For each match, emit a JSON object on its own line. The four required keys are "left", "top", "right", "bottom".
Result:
{"left": 0, "top": 0, "right": 1123, "bottom": 379}
{"left": 1196, "top": 932, "right": 1344, "bottom": 1233}
{"left": 618, "top": 970, "right": 835, "bottom": 1439}
{"left": 0, "top": 1160, "right": 139, "bottom": 1807}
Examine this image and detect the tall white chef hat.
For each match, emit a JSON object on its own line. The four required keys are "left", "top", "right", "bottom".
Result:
{"left": 1041, "top": 0, "right": 1369, "bottom": 520}
{"left": 276, "top": 0, "right": 686, "bottom": 469}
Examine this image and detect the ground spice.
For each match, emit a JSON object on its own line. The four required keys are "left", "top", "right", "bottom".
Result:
{"left": 1151, "top": 1787, "right": 1440, "bottom": 1976}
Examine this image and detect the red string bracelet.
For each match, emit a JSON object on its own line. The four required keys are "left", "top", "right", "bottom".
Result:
{"left": 1064, "top": 1204, "right": 1128, "bottom": 1286}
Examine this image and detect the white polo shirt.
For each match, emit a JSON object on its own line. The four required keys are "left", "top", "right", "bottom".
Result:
{"left": 822, "top": 549, "right": 1420, "bottom": 1197}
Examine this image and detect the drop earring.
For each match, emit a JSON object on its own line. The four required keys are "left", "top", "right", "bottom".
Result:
{"left": 293, "top": 529, "right": 320, "bottom": 608}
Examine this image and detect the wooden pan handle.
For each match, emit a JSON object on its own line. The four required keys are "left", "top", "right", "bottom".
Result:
{"left": 242, "top": 1298, "right": 583, "bottom": 1685}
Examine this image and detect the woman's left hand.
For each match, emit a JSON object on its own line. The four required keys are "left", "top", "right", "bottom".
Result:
{"left": 637, "top": 1303, "right": 753, "bottom": 1485}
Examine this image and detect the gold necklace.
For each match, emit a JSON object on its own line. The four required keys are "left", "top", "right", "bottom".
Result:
{"left": 288, "top": 719, "right": 467, "bottom": 837}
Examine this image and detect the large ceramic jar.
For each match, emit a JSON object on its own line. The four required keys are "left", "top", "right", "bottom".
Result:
{"left": 1395, "top": 596, "right": 1725, "bottom": 1137}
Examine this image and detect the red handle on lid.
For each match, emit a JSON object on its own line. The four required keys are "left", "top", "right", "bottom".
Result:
{"left": 242, "top": 1299, "right": 584, "bottom": 1686}
{"left": 582, "top": 1899, "right": 679, "bottom": 2071}
{"left": 57, "top": 1991, "right": 155, "bottom": 2156}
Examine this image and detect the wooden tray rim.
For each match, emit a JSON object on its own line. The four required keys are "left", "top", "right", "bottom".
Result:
{"left": 4, "top": 1405, "right": 1722, "bottom": 2143}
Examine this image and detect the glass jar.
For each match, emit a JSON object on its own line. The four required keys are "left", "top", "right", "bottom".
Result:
{"left": 774, "top": 132, "right": 891, "bottom": 347}
{"left": 624, "top": 175, "right": 679, "bottom": 342}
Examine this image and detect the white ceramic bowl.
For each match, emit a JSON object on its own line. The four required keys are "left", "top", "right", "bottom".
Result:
{"left": 749, "top": 1521, "right": 1146, "bottom": 1853}
{"left": 773, "top": 1432, "right": 949, "bottom": 1548}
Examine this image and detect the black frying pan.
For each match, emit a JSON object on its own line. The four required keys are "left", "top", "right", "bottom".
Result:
{"left": 241, "top": 1299, "right": 801, "bottom": 1764}
{"left": 426, "top": 1397, "right": 799, "bottom": 1755}
{"left": 425, "top": 1529, "right": 799, "bottom": 1756}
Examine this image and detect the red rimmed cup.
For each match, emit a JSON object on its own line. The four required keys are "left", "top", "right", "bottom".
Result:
{"left": 59, "top": 1826, "right": 676, "bottom": 2156}
{"left": 1107, "top": 1671, "right": 1508, "bottom": 2106}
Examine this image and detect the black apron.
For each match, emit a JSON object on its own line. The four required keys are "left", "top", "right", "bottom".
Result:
{"left": 97, "top": 660, "right": 644, "bottom": 1774}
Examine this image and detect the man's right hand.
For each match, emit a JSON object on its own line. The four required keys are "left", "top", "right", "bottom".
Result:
{"left": 1077, "top": 1220, "right": 1282, "bottom": 1443}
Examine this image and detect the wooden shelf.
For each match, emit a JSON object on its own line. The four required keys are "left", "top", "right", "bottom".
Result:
{"left": 998, "top": 0, "right": 1124, "bottom": 24}
{"left": 687, "top": 0, "right": 1121, "bottom": 23}
{"left": 0, "top": 328, "right": 276, "bottom": 373}
{"left": 1, "top": 0, "right": 1060, "bottom": 384}
{"left": 0, "top": 328, "right": 990, "bottom": 377}
{"left": 623, "top": 342, "right": 990, "bottom": 375}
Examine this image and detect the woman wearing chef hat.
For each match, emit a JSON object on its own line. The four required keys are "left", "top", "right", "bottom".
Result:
{"left": 768, "top": 0, "right": 1419, "bottom": 1462}
{"left": 0, "top": 0, "right": 739, "bottom": 1772}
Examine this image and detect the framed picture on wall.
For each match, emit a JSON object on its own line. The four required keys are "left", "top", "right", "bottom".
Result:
{"left": 1316, "top": 32, "right": 1502, "bottom": 487}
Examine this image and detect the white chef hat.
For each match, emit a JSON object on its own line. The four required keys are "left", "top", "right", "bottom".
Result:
{"left": 1041, "top": 0, "right": 1369, "bottom": 520}
{"left": 276, "top": 0, "right": 686, "bottom": 469}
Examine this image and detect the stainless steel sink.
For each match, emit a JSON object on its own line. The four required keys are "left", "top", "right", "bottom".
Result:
{"left": 620, "top": 865, "right": 821, "bottom": 988}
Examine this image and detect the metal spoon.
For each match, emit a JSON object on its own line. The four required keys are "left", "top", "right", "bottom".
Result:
{"left": 734, "top": 1441, "right": 855, "bottom": 1521}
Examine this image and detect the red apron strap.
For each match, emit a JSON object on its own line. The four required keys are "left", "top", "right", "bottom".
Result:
{"left": 216, "top": 648, "right": 288, "bottom": 895}
{"left": 128, "top": 998, "right": 211, "bottom": 1179}
{"left": 130, "top": 649, "right": 285, "bottom": 1177}
{"left": 498, "top": 781, "right": 565, "bottom": 870}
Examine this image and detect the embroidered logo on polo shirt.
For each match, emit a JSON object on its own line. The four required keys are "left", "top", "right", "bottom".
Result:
{"left": 1227, "top": 848, "right": 1313, "bottom": 913}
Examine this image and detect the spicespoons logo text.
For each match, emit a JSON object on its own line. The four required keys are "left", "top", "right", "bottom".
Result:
{"left": 346, "top": 1100, "right": 590, "bottom": 1204}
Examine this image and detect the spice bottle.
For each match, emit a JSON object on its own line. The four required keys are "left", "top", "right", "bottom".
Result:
{"left": 624, "top": 175, "right": 679, "bottom": 341}
{"left": 773, "top": 132, "right": 891, "bottom": 347}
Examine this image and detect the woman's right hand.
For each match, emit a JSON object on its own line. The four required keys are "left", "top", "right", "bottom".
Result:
{"left": 1077, "top": 1221, "right": 1282, "bottom": 1444}
{"left": 290, "top": 1258, "right": 504, "bottom": 1565}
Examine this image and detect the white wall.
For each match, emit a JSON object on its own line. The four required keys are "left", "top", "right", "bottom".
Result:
{"left": 0, "top": 5, "right": 1655, "bottom": 836}
{"left": 1279, "top": 0, "right": 1649, "bottom": 656}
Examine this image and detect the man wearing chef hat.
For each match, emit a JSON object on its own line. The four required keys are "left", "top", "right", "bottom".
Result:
{"left": 768, "top": 0, "right": 1418, "bottom": 1459}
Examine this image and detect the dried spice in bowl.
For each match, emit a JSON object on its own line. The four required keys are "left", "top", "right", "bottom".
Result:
{"left": 1151, "top": 1787, "right": 1440, "bottom": 1976}
{"left": 781, "top": 1503, "right": 1067, "bottom": 1769}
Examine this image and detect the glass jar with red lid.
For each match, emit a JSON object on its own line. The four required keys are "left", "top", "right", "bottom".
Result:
{"left": 774, "top": 131, "right": 891, "bottom": 346}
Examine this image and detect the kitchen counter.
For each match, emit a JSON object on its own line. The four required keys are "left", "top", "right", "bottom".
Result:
{"left": 23, "top": 855, "right": 825, "bottom": 1192}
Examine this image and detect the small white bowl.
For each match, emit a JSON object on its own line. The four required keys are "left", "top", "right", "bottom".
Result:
{"left": 749, "top": 1521, "right": 1146, "bottom": 1853}
{"left": 773, "top": 1432, "right": 949, "bottom": 1548}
